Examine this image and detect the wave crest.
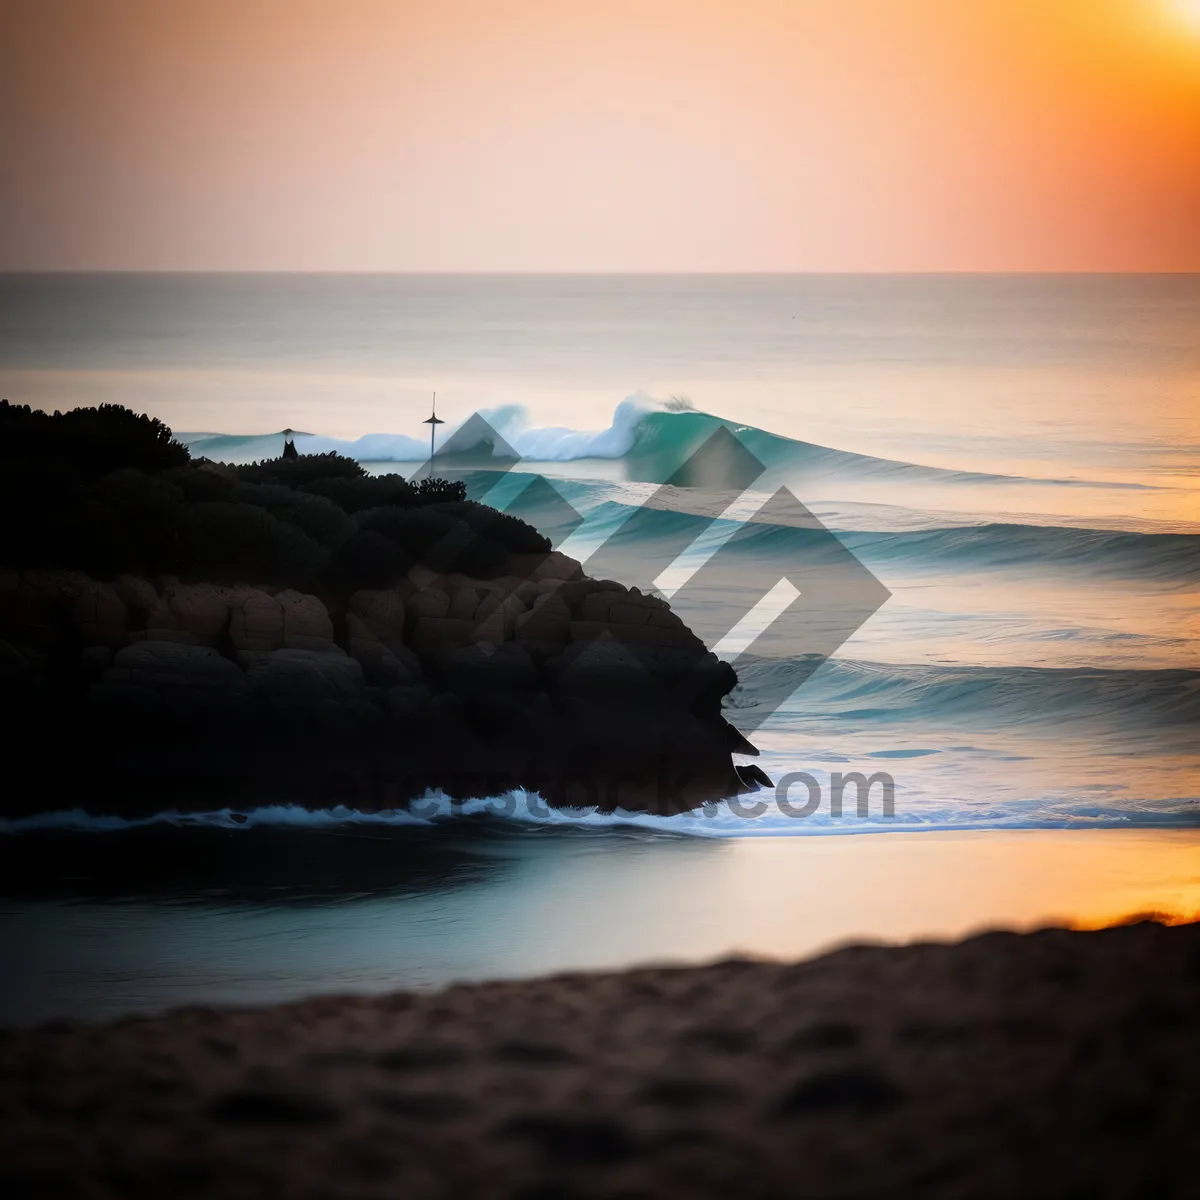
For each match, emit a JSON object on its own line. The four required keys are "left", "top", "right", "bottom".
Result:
{"left": 179, "top": 399, "right": 1161, "bottom": 494}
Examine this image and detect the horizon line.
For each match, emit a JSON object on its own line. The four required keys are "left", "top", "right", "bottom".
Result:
{"left": 3, "top": 268, "right": 1199, "bottom": 278}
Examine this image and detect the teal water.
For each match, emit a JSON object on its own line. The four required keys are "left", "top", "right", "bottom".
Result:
{"left": 1, "top": 274, "right": 1197, "bottom": 1020}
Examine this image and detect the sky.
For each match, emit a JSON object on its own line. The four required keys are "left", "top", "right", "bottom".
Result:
{"left": 1, "top": 0, "right": 1199, "bottom": 272}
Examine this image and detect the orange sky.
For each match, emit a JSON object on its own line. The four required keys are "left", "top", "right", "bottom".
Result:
{"left": 1, "top": 0, "right": 1198, "bottom": 271}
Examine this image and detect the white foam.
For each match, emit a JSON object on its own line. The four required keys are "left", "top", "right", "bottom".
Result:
{"left": 178, "top": 396, "right": 655, "bottom": 465}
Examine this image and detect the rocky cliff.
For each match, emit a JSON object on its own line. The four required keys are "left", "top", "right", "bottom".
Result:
{"left": 0, "top": 550, "right": 766, "bottom": 819}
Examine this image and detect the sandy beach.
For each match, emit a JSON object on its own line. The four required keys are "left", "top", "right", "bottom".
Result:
{"left": 3, "top": 919, "right": 1197, "bottom": 1198}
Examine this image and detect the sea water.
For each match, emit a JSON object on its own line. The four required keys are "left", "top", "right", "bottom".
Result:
{"left": 1, "top": 274, "right": 1197, "bottom": 1022}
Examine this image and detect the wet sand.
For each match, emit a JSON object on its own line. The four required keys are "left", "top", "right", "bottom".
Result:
{"left": 3, "top": 920, "right": 1197, "bottom": 1198}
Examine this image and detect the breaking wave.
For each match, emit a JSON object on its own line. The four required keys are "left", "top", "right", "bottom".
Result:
{"left": 178, "top": 397, "right": 1159, "bottom": 490}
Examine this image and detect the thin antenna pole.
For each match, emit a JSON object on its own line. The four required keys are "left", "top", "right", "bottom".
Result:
{"left": 422, "top": 391, "right": 445, "bottom": 476}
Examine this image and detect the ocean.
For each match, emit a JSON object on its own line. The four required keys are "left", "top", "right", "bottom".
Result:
{"left": 1, "top": 273, "right": 1198, "bottom": 1022}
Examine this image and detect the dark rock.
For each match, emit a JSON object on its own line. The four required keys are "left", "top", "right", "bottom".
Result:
{"left": 432, "top": 642, "right": 538, "bottom": 694}
{"left": 724, "top": 721, "right": 760, "bottom": 756}
{"left": 735, "top": 763, "right": 774, "bottom": 791}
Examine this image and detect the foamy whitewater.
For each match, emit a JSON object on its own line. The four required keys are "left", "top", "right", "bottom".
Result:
{"left": 2, "top": 274, "right": 1198, "bottom": 838}
{"left": 3, "top": 273, "right": 1199, "bottom": 1022}
{"left": 160, "top": 393, "right": 1200, "bottom": 838}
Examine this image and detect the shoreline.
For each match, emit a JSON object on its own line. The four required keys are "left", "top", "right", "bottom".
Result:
{"left": 8, "top": 796, "right": 1200, "bottom": 835}
{"left": 3, "top": 920, "right": 1197, "bottom": 1197}
{"left": 4, "top": 826, "right": 1198, "bottom": 1028}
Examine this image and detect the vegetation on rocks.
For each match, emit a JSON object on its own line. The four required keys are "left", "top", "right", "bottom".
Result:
{"left": 0, "top": 400, "right": 545, "bottom": 590}
{"left": 0, "top": 401, "right": 751, "bottom": 817}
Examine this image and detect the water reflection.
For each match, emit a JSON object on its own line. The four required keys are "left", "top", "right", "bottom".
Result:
{"left": 0, "top": 817, "right": 545, "bottom": 904}
{"left": 1, "top": 825, "right": 1197, "bottom": 1027}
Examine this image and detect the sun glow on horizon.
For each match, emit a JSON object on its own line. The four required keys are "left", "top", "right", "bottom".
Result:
{"left": 2, "top": 0, "right": 1199, "bottom": 271}
{"left": 1171, "top": 0, "right": 1200, "bottom": 31}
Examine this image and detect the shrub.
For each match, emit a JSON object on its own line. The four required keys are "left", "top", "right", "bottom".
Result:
{"left": 231, "top": 483, "right": 355, "bottom": 548}
{"left": 411, "top": 477, "right": 467, "bottom": 506}
{"left": 0, "top": 400, "right": 189, "bottom": 477}
{"left": 299, "top": 474, "right": 415, "bottom": 513}
{"left": 90, "top": 469, "right": 186, "bottom": 573}
{"left": 293, "top": 473, "right": 463, "bottom": 512}
{"left": 429, "top": 500, "right": 551, "bottom": 554}
{"left": 0, "top": 403, "right": 551, "bottom": 591}
{"left": 163, "top": 465, "right": 237, "bottom": 503}
{"left": 331, "top": 530, "right": 412, "bottom": 591}
{"left": 359, "top": 506, "right": 506, "bottom": 577}
{"left": 359, "top": 505, "right": 447, "bottom": 555}
{"left": 236, "top": 451, "right": 366, "bottom": 487}
{"left": 0, "top": 457, "right": 88, "bottom": 567}
{"left": 178, "top": 501, "right": 327, "bottom": 586}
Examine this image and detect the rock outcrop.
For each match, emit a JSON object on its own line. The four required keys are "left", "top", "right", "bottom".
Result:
{"left": 277, "top": 589, "right": 335, "bottom": 651}
{"left": 0, "top": 549, "right": 762, "bottom": 819}
{"left": 71, "top": 582, "right": 128, "bottom": 647}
